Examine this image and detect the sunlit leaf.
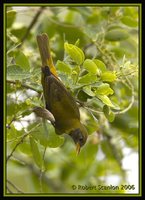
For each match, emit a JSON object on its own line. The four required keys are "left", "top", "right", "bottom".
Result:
{"left": 83, "top": 59, "right": 99, "bottom": 74}
{"left": 94, "top": 83, "right": 114, "bottom": 96}
{"left": 56, "top": 60, "right": 72, "bottom": 74}
{"left": 93, "top": 59, "right": 107, "bottom": 72}
{"left": 64, "top": 42, "right": 85, "bottom": 65}
{"left": 71, "top": 65, "right": 80, "bottom": 84}
{"left": 103, "top": 105, "right": 115, "bottom": 122}
{"left": 78, "top": 73, "right": 98, "bottom": 84}
{"left": 96, "top": 94, "right": 115, "bottom": 108}
{"left": 101, "top": 71, "right": 117, "bottom": 82}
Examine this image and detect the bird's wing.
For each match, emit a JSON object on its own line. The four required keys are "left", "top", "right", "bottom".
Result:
{"left": 43, "top": 74, "right": 80, "bottom": 121}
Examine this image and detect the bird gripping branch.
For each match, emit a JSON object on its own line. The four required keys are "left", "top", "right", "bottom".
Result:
{"left": 37, "top": 33, "right": 88, "bottom": 154}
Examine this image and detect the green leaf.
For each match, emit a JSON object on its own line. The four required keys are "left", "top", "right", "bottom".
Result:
{"left": 121, "top": 16, "right": 138, "bottom": 27}
{"left": 21, "top": 109, "right": 33, "bottom": 117}
{"left": 7, "top": 65, "right": 31, "bottom": 80}
{"left": 15, "top": 51, "right": 30, "bottom": 71}
{"left": 30, "top": 137, "right": 43, "bottom": 168}
{"left": 56, "top": 60, "right": 72, "bottom": 74}
{"left": 64, "top": 42, "right": 85, "bottom": 65}
{"left": 96, "top": 94, "right": 115, "bottom": 108}
{"left": 94, "top": 83, "right": 114, "bottom": 96}
{"left": 105, "top": 29, "right": 129, "bottom": 41}
{"left": 7, "top": 42, "right": 21, "bottom": 55}
{"left": 57, "top": 10, "right": 84, "bottom": 26}
{"left": 93, "top": 59, "right": 106, "bottom": 72}
{"left": 77, "top": 90, "right": 91, "bottom": 102}
{"left": 7, "top": 31, "right": 19, "bottom": 45}
{"left": 111, "top": 47, "right": 131, "bottom": 59}
{"left": 44, "top": 123, "right": 65, "bottom": 148}
{"left": 101, "top": 71, "right": 117, "bottom": 82}
{"left": 71, "top": 65, "right": 80, "bottom": 83}
{"left": 85, "top": 112, "right": 99, "bottom": 134}
{"left": 107, "top": 25, "right": 123, "bottom": 31}
{"left": 123, "top": 7, "right": 138, "bottom": 18}
{"left": 78, "top": 73, "right": 98, "bottom": 84}
{"left": 83, "top": 86, "right": 95, "bottom": 97}
{"left": 103, "top": 105, "right": 115, "bottom": 122}
{"left": 7, "top": 10, "right": 16, "bottom": 28}
{"left": 18, "top": 141, "right": 32, "bottom": 155}
{"left": 31, "top": 123, "right": 64, "bottom": 148}
{"left": 108, "top": 112, "right": 115, "bottom": 122}
{"left": 75, "top": 39, "right": 80, "bottom": 46}
{"left": 83, "top": 59, "right": 99, "bottom": 74}
{"left": 72, "top": 65, "right": 80, "bottom": 74}
{"left": 7, "top": 125, "right": 23, "bottom": 141}
{"left": 11, "top": 26, "right": 32, "bottom": 40}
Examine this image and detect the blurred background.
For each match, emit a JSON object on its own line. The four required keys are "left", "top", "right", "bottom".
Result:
{"left": 6, "top": 5, "right": 140, "bottom": 194}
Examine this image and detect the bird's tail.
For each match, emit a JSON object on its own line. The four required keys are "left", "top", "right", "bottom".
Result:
{"left": 37, "top": 33, "right": 58, "bottom": 77}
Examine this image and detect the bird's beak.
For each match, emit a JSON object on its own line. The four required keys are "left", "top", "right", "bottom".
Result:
{"left": 76, "top": 143, "right": 81, "bottom": 155}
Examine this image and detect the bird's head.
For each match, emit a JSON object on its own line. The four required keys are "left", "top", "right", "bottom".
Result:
{"left": 69, "top": 124, "right": 88, "bottom": 155}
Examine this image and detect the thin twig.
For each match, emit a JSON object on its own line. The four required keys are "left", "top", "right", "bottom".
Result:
{"left": 19, "top": 7, "right": 45, "bottom": 47}
{"left": 114, "top": 95, "right": 134, "bottom": 115}
{"left": 117, "top": 70, "right": 138, "bottom": 78}
{"left": 6, "top": 116, "right": 16, "bottom": 129}
{"left": 93, "top": 41, "right": 117, "bottom": 69}
{"left": 83, "top": 42, "right": 94, "bottom": 51}
{"left": 85, "top": 106, "right": 103, "bottom": 114}
{"left": 113, "top": 68, "right": 135, "bottom": 115}
{"left": 7, "top": 123, "right": 40, "bottom": 162}
{"left": 7, "top": 135, "right": 25, "bottom": 143}
{"left": 7, "top": 80, "right": 42, "bottom": 93}
{"left": 6, "top": 186, "right": 13, "bottom": 193}
{"left": 7, "top": 179, "right": 24, "bottom": 193}
{"left": 6, "top": 133, "right": 29, "bottom": 163}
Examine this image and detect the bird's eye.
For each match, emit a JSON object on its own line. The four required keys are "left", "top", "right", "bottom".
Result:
{"left": 79, "top": 137, "right": 83, "bottom": 145}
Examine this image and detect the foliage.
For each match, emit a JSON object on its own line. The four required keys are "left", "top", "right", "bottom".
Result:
{"left": 6, "top": 5, "right": 139, "bottom": 194}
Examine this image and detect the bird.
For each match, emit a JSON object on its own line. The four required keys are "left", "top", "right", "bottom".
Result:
{"left": 37, "top": 33, "right": 88, "bottom": 154}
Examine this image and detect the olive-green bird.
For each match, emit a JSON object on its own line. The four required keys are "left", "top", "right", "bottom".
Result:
{"left": 37, "top": 33, "right": 88, "bottom": 154}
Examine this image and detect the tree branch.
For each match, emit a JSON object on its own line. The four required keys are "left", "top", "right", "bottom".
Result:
{"left": 6, "top": 133, "right": 29, "bottom": 163}
{"left": 7, "top": 124, "right": 40, "bottom": 162}
{"left": 7, "top": 179, "right": 24, "bottom": 193}
{"left": 113, "top": 69, "right": 135, "bottom": 115}
{"left": 11, "top": 155, "right": 63, "bottom": 192}
{"left": 19, "top": 7, "right": 45, "bottom": 47}
{"left": 7, "top": 80, "right": 42, "bottom": 93}
{"left": 6, "top": 186, "right": 13, "bottom": 193}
